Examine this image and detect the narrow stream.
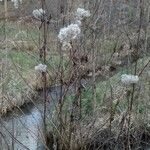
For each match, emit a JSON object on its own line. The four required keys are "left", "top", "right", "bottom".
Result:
{"left": 0, "top": 85, "right": 63, "bottom": 150}
{"left": 0, "top": 75, "right": 88, "bottom": 150}
{"left": 1, "top": 106, "right": 42, "bottom": 150}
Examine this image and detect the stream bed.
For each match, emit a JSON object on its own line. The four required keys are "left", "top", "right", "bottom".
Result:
{"left": 0, "top": 85, "right": 63, "bottom": 150}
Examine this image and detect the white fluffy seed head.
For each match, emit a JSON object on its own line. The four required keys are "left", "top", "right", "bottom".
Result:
{"left": 32, "top": 8, "right": 45, "bottom": 20}
{"left": 58, "top": 24, "right": 81, "bottom": 43}
{"left": 11, "top": 0, "right": 22, "bottom": 9}
{"left": 76, "top": 8, "right": 91, "bottom": 20}
{"left": 121, "top": 74, "right": 139, "bottom": 85}
{"left": 35, "top": 64, "right": 47, "bottom": 73}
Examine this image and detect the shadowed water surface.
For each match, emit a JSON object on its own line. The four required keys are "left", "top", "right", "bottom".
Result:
{"left": 0, "top": 85, "right": 63, "bottom": 150}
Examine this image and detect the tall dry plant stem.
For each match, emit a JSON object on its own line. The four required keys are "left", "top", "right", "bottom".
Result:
{"left": 91, "top": 30, "right": 96, "bottom": 113}
{"left": 126, "top": 0, "right": 144, "bottom": 149}
{"left": 144, "top": 2, "right": 150, "bottom": 54}
{"left": 40, "top": 0, "right": 48, "bottom": 147}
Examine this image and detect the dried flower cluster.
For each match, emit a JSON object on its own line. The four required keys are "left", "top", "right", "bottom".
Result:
{"left": 75, "top": 8, "right": 91, "bottom": 21}
{"left": 58, "top": 24, "right": 81, "bottom": 43}
{"left": 58, "top": 7, "right": 90, "bottom": 51}
{"left": 121, "top": 74, "right": 139, "bottom": 85}
{"left": 11, "top": 0, "right": 22, "bottom": 9}
{"left": 35, "top": 64, "right": 47, "bottom": 73}
{"left": 32, "top": 8, "right": 45, "bottom": 20}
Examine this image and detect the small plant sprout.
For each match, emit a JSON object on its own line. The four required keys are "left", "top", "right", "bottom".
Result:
{"left": 35, "top": 64, "right": 47, "bottom": 73}
{"left": 11, "top": 0, "right": 22, "bottom": 9}
{"left": 58, "top": 24, "right": 81, "bottom": 43}
{"left": 121, "top": 74, "right": 139, "bottom": 85}
{"left": 76, "top": 8, "right": 91, "bottom": 20}
{"left": 32, "top": 8, "right": 46, "bottom": 20}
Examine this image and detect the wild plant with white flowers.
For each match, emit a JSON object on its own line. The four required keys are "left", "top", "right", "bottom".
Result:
{"left": 32, "top": 8, "right": 46, "bottom": 20}
{"left": 35, "top": 64, "right": 47, "bottom": 73}
{"left": 75, "top": 8, "right": 91, "bottom": 21}
{"left": 121, "top": 74, "right": 139, "bottom": 85}
{"left": 11, "top": 0, "right": 22, "bottom": 9}
{"left": 58, "top": 23, "right": 81, "bottom": 43}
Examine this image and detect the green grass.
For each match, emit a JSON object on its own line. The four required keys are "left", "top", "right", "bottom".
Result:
{"left": 0, "top": 50, "right": 38, "bottom": 72}
{"left": 0, "top": 21, "right": 39, "bottom": 41}
{"left": 0, "top": 50, "right": 38, "bottom": 94}
{"left": 62, "top": 56, "right": 150, "bottom": 119}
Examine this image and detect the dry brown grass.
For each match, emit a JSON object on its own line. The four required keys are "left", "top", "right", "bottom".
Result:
{"left": 0, "top": 90, "right": 36, "bottom": 115}
{"left": 11, "top": 40, "right": 37, "bottom": 51}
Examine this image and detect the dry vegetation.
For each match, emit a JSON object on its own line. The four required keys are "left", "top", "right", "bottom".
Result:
{"left": 0, "top": 0, "right": 150, "bottom": 150}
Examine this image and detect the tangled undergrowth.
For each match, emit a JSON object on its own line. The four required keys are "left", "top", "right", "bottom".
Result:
{"left": 0, "top": 1, "right": 150, "bottom": 150}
